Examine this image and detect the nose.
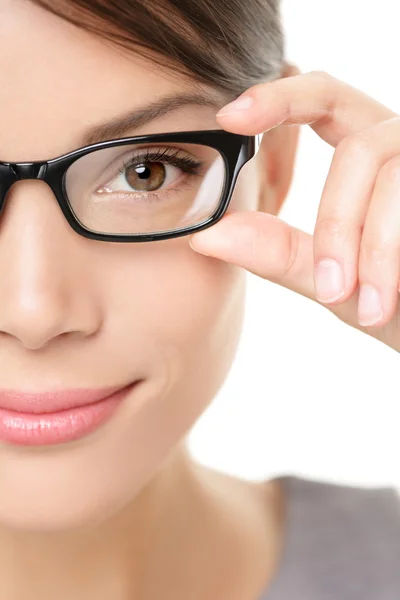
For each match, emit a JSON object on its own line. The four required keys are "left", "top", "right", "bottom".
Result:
{"left": 0, "top": 179, "right": 102, "bottom": 350}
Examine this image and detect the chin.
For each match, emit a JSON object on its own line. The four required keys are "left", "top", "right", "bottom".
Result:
{"left": 0, "top": 446, "right": 154, "bottom": 534}
{"left": 0, "top": 375, "right": 174, "bottom": 533}
{"left": 0, "top": 483, "right": 129, "bottom": 533}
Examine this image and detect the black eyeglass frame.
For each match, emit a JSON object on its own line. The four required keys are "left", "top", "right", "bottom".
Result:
{"left": 0, "top": 129, "right": 263, "bottom": 243}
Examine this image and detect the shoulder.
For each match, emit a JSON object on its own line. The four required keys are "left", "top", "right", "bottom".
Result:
{"left": 275, "top": 475, "right": 400, "bottom": 597}
{"left": 259, "top": 475, "right": 400, "bottom": 599}
{"left": 279, "top": 474, "right": 400, "bottom": 511}
{"left": 279, "top": 474, "right": 400, "bottom": 544}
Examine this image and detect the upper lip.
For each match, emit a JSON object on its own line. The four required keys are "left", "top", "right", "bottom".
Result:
{"left": 0, "top": 384, "right": 135, "bottom": 414}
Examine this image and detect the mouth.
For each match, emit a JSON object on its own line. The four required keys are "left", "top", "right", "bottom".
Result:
{"left": 0, "top": 380, "right": 141, "bottom": 446}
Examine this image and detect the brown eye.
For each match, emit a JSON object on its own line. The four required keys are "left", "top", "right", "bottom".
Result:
{"left": 124, "top": 161, "right": 166, "bottom": 192}
{"left": 93, "top": 147, "right": 204, "bottom": 200}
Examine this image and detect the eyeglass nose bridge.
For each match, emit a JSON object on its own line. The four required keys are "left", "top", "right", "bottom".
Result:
{"left": 0, "top": 161, "right": 49, "bottom": 207}
{"left": 9, "top": 162, "right": 48, "bottom": 180}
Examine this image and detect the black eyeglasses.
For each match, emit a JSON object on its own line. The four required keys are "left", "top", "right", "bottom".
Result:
{"left": 0, "top": 129, "right": 263, "bottom": 243}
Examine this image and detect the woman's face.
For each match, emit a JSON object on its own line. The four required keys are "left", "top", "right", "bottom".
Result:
{"left": 0, "top": 1, "right": 296, "bottom": 531}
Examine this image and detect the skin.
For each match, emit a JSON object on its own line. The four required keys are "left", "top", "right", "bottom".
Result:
{"left": 0, "top": 2, "right": 298, "bottom": 599}
{"left": 3, "top": 2, "right": 396, "bottom": 599}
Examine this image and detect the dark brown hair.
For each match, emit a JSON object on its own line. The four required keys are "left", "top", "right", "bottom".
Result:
{"left": 31, "top": 0, "right": 285, "bottom": 101}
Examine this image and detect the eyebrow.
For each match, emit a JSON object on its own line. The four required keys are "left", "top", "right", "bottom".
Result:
{"left": 79, "top": 90, "right": 223, "bottom": 147}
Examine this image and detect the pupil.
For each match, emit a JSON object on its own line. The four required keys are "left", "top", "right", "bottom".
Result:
{"left": 136, "top": 165, "right": 150, "bottom": 180}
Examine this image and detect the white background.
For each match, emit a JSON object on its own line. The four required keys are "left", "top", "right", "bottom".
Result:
{"left": 187, "top": 0, "right": 400, "bottom": 490}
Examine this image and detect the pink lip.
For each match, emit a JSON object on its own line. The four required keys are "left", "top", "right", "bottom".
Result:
{"left": 0, "top": 381, "right": 140, "bottom": 446}
{"left": 0, "top": 385, "right": 131, "bottom": 414}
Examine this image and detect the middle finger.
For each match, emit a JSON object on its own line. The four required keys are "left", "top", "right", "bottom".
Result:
{"left": 313, "top": 116, "right": 400, "bottom": 307}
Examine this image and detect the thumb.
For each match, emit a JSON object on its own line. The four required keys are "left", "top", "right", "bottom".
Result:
{"left": 189, "top": 210, "right": 316, "bottom": 301}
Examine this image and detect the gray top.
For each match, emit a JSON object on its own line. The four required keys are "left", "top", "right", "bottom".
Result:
{"left": 258, "top": 475, "right": 400, "bottom": 600}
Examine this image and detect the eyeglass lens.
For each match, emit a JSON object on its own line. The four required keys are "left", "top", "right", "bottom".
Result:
{"left": 64, "top": 142, "right": 227, "bottom": 235}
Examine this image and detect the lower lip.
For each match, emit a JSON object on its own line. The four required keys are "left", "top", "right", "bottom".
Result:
{"left": 0, "top": 383, "right": 139, "bottom": 447}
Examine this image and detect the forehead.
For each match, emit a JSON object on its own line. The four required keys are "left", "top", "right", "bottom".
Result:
{"left": 0, "top": 1, "right": 222, "bottom": 161}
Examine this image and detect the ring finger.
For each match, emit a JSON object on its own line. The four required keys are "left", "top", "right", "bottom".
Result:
{"left": 357, "top": 154, "right": 400, "bottom": 327}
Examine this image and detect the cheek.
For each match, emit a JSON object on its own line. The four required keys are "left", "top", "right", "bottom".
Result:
{"left": 99, "top": 238, "right": 246, "bottom": 397}
{"left": 106, "top": 238, "right": 244, "bottom": 343}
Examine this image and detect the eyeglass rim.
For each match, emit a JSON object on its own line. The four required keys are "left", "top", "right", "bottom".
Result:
{"left": 0, "top": 129, "right": 263, "bottom": 243}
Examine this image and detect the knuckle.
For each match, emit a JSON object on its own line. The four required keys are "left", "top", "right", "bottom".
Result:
{"left": 378, "top": 155, "right": 400, "bottom": 185}
{"left": 252, "top": 79, "right": 278, "bottom": 97}
{"left": 361, "top": 236, "right": 396, "bottom": 264}
{"left": 336, "top": 131, "right": 375, "bottom": 161}
{"left": 281, "top": 224, "right": 301, "bottom": 280}
{"left": 307, "top": 70, "right": 332, "bottom": 82}
{"left": 250, "top": 225, "right": 266, "bottom": 260}
{"left": 361, "top": 239, "right": 384, "bottom": 264}
{"left": 315, "top": 217, "right": 350, "bottom": 242}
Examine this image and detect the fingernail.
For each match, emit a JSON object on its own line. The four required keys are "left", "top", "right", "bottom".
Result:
{"left": 358, "top": 284, "right": 383, "bottom": 326}
{"left": 216, "top": 95, "right": 254, "bottom": 117}
{"left": 315, "top": 259, "right": 345, "bottom": 303}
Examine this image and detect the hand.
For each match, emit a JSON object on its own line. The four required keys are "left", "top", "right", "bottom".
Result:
{"left": 189, "top": 70, "right": 400, "bottom": 353}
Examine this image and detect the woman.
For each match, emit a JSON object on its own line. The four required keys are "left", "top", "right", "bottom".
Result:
{"left": 0, "top": 0, "right": 398, "bottom": 598}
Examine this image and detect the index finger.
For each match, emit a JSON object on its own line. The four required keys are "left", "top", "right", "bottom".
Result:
{"left": 216, "top": 71, "right": 398, "bottom": 146}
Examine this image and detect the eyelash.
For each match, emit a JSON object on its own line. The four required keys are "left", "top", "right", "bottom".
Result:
{"left": 117, "top": 147, "right": 203, "bottom": 179}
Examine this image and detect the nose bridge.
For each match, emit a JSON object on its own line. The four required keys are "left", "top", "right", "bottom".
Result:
{"left": 0, "top": 161, "right": 101, "bottom": 350}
